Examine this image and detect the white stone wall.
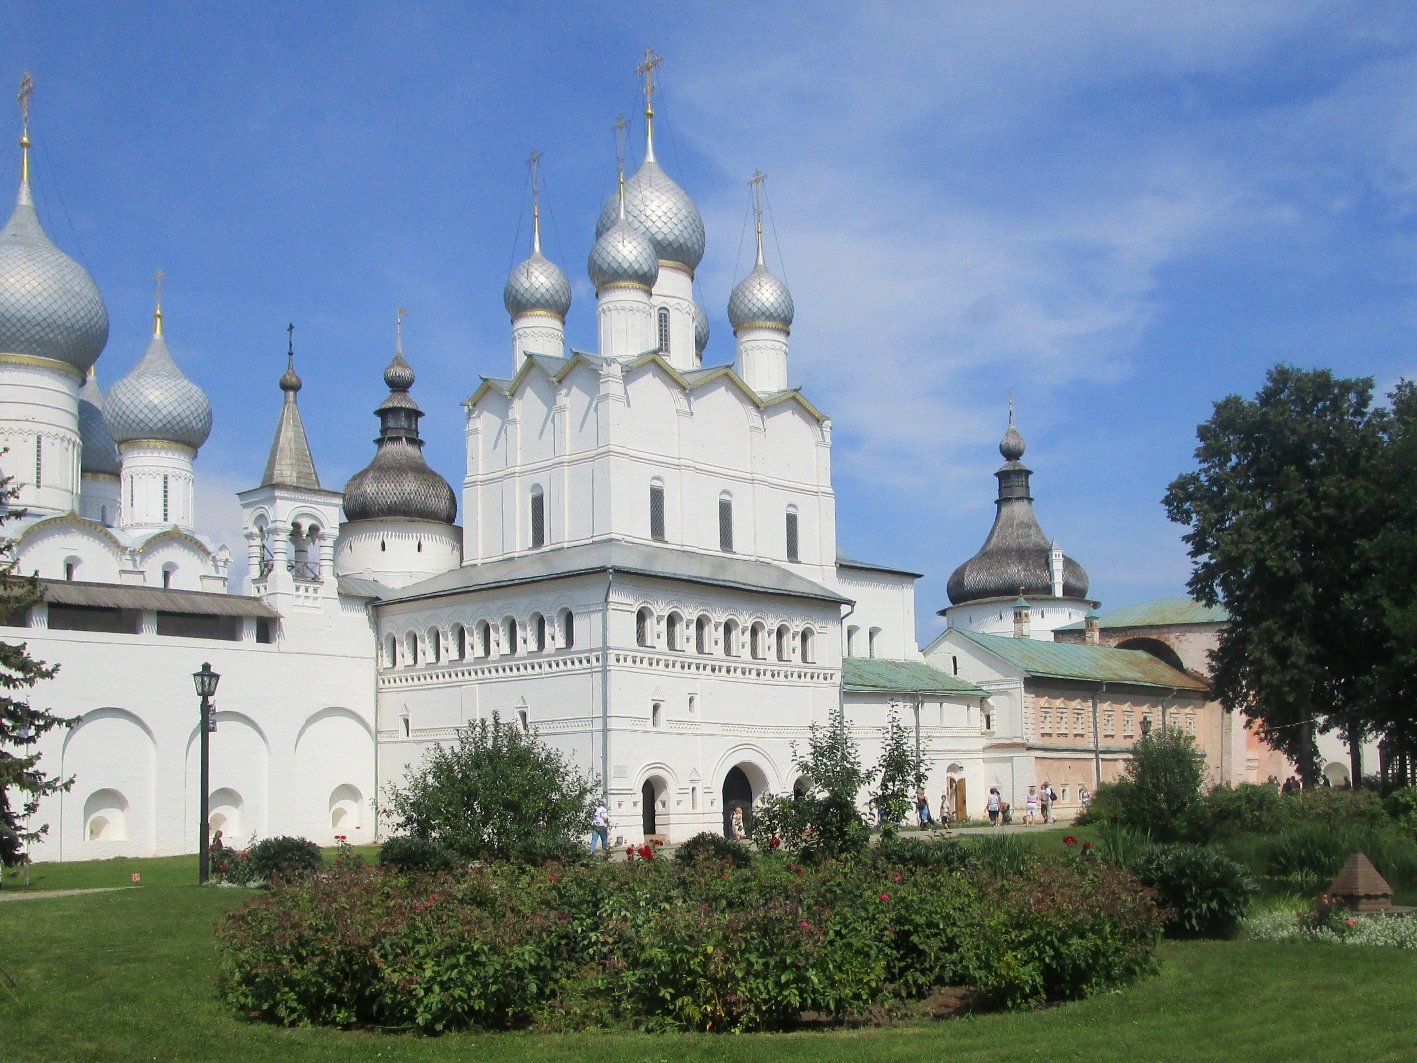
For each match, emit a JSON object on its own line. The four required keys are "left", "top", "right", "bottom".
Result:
{"left": 17, "top": 602, "right": 377, "bottom": 861}
{"left": 0, "top": 360, "right": 82, "bottom": 519}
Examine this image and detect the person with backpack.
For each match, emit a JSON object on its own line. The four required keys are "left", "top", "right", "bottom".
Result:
{"left": 1039, "top": 781, "right": 1053, "bottom": 824}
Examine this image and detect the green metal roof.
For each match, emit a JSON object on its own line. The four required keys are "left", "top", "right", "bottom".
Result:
{"left": 1055, "top": 597, "right": 1229, "bottom": 631}
{"left": 842, "top": 657, "right": 988, "bottom": 698}
{"left": 953, "top": 629, "right": 1208, "bottom": 692}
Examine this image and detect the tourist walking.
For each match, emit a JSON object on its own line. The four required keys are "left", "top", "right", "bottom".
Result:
{"left": 1039, "top": 781, "right": 1054, "bottom": 824}
{"left": 589, "top": 802, "right": 610, "bottom": 855}
{"left": 1024, "top": 785, "right": 1038, "bottom": 825}
{"left": 986, "top": 786, "right": 1001, "bottom": 828}
{"left": 916, "top": 790, "right": 933, "bottom": 828}
{"left": 1079, "top": 784, "right": 1092, "bottom": 813}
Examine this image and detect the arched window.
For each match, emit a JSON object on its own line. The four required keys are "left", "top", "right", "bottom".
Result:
{"left": 405, "top": 631, "right": 419, "bottom": 667}
{"left": 868, "top": 626, "right": 881, "bottom": 659}
{"left": 530, "top": 486, "right": 546, "bottom": 548}
{"left": 504, "top": 618, "right": 519, "bottom": 656}
{"left": 559, "top": 608, "right": 575, "bottom": 649}
{"left": 531, "top": 612, "right": 547, "bottom": 652}
{"left": 722, "top": 618, "right": 740, "bottom": 657}
{"left": 385, "top": 634, "right": 397, "bottom": 667}
{"left": 64, "top": 556, "right": 80, "bottom": 581}
{"left": 695, "top": 614, "right": 711, "bottom": 654}
{"left": 451, "top": 624, "right": 467, "bottom": 660}
{"left": 425, "top": 627, "right": 441, "bottom": 664}
{"left": 776, "top": 624, "right": 790, "bottom": 662}
{"left": 666, "top": 612, "right": 683, "bottom": 652}
{"left": 162, "top": 562, "right": 177, "bottom": 589}
{"left": 718, "top": 494, "right": 734, "bottom": 553}
{"left": 649, "top": 480, "right": 666, "bottom": 542}
{"left": 785, "top": 507, "right": 799, "bottom": 563}
{"left": 476, "top": 620, "right": 492, "bottom": 658}
{"left": 750, "top": 622, "right": 766, "bottom": 660}
{"left": 800, "top": 627, "right": 815, "bottom": 663}
{"left": 636, "top": 607, "right": 654, "bottom": 648}
{"left": 657, "top": 306, "right": 671, "bottom": 354}
{"left": 846, "top": 624, "right": 859, "bottom": 657}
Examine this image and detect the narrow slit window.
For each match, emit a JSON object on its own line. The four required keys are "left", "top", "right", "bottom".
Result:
{"left": 718, "top": 496, "right": 733, "bottom": 553}
{"left": 33, "top": 437, "right": 41, "bottom": 488}
{"left": 785, "top": 510, "right": 799, "bottom": 562}
{"left": 657, "top": 307, "right": 670, "bottom": 354}
{"left": 162, "top": 476, "right": 170, "bottom": 522}
{"left": 649, "top": 483, "right": 666, "bottom": 542}
{"left": 530, "top": 487, "right": 545, "bottom": 548}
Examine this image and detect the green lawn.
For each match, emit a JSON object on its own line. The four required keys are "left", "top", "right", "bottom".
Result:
{"left": 1, "top": 872, "right": 1412, "bottom": 1062}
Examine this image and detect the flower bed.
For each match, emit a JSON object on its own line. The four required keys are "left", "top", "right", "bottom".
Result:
{"left": 216, "top": 848, "right": 1163, "bottom": 1033}
{"left": 1243, "top": 893, "right": 1417, "bottom": 948}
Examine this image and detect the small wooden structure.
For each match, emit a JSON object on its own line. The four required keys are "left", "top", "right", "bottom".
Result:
{"left": 1327, "top": 852, "right": 1393, "bottom": 913}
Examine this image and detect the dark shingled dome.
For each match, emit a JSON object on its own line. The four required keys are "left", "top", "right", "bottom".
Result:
{"left": 947, "top": 417, "right": 1089, "bottom": 606}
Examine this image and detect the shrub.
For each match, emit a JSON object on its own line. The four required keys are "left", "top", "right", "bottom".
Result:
{"left": 872, "top": 835, "right": 972, "bottom": 873}
{"left": 244, "top": 835, "right": 322, "bottom": 882}
{"left": 1129, "top": 843, "right": 1256, "bottom": 938}
{"left": 217, "top": 851, "right": 1164, "bottom": 1032}
{"left": 674, "top": 831, "right": 754, "bottom": 868}
{"left": 1384, "top": 785, "right": 1417, "bottom": 833}
{"left": 1204, "top": 783, "right": 1288, "bottom": 836}
{"left": 1093, "top": 823, "right": 1153, "bottom": 869}
{"left": 967, "top": 833, "right": 1037, "bottom": 878}
{"left": 1285, "top": 785, "right": 1384, "bottom": 827}
{"left": 1256, "top": 821, "right": 1417, "bottom": 890}
{"left": 382, "top": 712, "right": 597, "bottom": 864}
{"left": 379, "top": 835, "right": 454, "bottom": 875}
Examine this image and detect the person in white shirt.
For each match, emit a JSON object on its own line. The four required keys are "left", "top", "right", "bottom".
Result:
{"left": 590, "top": 803, "right": 610, "bottom": 855}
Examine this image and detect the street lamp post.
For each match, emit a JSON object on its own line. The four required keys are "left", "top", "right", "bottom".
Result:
{"left": 192, "top": 662, "right": 221, "bottom": 884}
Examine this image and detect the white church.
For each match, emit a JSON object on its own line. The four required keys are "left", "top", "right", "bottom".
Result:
{"left": 2, "top": 64, "right": 1220, "bottom": 861}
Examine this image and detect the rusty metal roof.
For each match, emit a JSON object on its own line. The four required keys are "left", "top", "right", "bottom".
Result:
{"left": 25, "top": 578, "right": 278, "bottom": 619}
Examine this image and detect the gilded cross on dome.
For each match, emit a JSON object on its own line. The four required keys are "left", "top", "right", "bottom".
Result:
{"left": 17, "top": 73, "right": 33, "bottom": 126}
{"left": 153, "top": 269, "right": 166, "bottom": 335}
{"left": 637, "top": 48, "right": 661, "bottom": 116}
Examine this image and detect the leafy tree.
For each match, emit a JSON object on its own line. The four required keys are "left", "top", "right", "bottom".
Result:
{"left": 0, "top": 468, "right": 74, "bottom": 872}
{"left": 872, "top": 706, "right": 927, "bottom": 841}
{"left": 752, "top": 701, "right": 869, "bottom": 859}
{"left": 1120, "top": 726, "right": 1209, "bottom": 842}
{"left": 382, "top": 712, "right": 597, "bottom": 864}
{"left": 1164, "top": 366, "right": 1388, "bottom": 785}
{"left": 1355, "top": 380, "right": 1417, "bottom": 786}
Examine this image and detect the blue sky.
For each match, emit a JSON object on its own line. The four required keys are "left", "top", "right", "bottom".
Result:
{"left": 6, "top": 3, "right": 1417, "bottom": 642}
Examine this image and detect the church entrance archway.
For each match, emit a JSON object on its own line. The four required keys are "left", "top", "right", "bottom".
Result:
{"left": 641, "top": 779, "right": 657, "bottom": 836}
{"left": 722, "top": 766, "right": 753, "bottom": 838}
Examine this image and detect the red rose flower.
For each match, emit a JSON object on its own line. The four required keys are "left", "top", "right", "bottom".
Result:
{"left": 892, "top": 874, "right": 902, "bottom": 883}
{"left": 799, "top": 920, "right": 810, "bottom": 929}
{"left": 1083, "top": 841, "right": 1093, "bottom": 851}
{"left": 879, "top": 893, "right": 890, "bottom": 901}
{"left": 637, "top": 844, "right": 654, "bottom": 860}
{"left": 769, "top": 836, "right": 782, "bottom": 849}
{"left": 548, "top": 873, "right": 558, "bottom": 883}
{"left": 1063, "top": 836, "right": 1079, "bottom": 846}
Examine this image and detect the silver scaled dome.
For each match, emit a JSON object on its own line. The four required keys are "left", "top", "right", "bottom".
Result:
{"left": 503, "top": 249, "right": 572, "bottom": 320}
{"left": 728, "top": 263, "right": 794, "bottom": 332}
{"left": 0, "top": 181, "right": 109, "bottom": 372}
{"left": 78, "top": 369, "right": 119, "bottom": 476}
{"left": 103, "top": 312, "right": 213, "bottom": 450}
{"left": 595, "top": 158, "right": 705, "bottom": 273}
{"left": 588, "top": 213, "right": 659, "bottom": 292}
{"left": 945, "top": 415, "right": 1089, "bottom": 606}
{"left": 692, "top": 300, "right": 709, "bottom": 358}
{"left": 342, "top": 352, "right": 457, "bottom": 525}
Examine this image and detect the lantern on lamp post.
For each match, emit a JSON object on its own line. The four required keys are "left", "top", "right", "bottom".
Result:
{"left": 192, "top": 662, "right": 220, "bottom": 884}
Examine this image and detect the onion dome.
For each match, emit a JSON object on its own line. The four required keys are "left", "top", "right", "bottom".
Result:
{"left": 946, "top": 411, "right": 1089, "bottom": 606}
{"left": 0, "top": 123, "right": 108, "bottom": 372}
{"left": 728, "top": 175, "right": 793, "bottom": 332}
{"left": 588, "top": 190, "right": 659, "bottom": 292}
{"left": 103, "top": 302, "right": 213, "bottom": 450}
{"left": 342, "top": 335, "right": 456, "bottom": 525}
{"left": 503, "top": 197, "right": 571, "bottom": 320}
{"left": 78, "top": 368, "right": 119, "bottom": 475}
{"left": 594, "top": 88, "right": 705, "bottom": 272}
{"left": 728, "top": 263, "right": 794, "bottom": 332}
{"left": 692, "top": 300, "right": 709, "bottom": 358}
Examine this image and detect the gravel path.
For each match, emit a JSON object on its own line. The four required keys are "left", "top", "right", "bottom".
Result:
{"left": 0, "top": 887, "right": 130, "bottom": 903}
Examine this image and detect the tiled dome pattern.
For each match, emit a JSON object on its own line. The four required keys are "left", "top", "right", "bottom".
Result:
{"left": 588, "top": 217, "right": 659, "bottom": 291}
{"left": 728, "top": 263, "right": 794, "bottom": 331}
{"left": 343, "top": 439, "right": 457, "bottom": 525}
{"left": 692, "top": 300, "right": 709, "bottom": 356}
{"left": 0, "top": 189, "right": 109, "bottom": 372}
{"left": 104, "top": 331, "right": 213, "bottom": 450}
{"left": 78, "top": 372, "right": 119, "bottom": 475}
{"left": 504, "top": 250, "right": 572, "bottom": 319}
{"left": 596, "top": 159, "right": 705, "bottom": 272}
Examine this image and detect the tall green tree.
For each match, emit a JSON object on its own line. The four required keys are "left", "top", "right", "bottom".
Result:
{"left": 0, "top": 469, "right": 74, "bottom": 871}
{"left": 1354, "top": 379, "right": 1417, "bottom": 784}
{"left": 872, "top": 705, "right": 927, "bottom": 841}
{"left": 1163, "top": 366, "right": 1387, "bottom": 785}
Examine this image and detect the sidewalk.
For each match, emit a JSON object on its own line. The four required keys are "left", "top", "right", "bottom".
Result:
{"left": 0, "top": 887, "right": 129, "bottom": 902}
